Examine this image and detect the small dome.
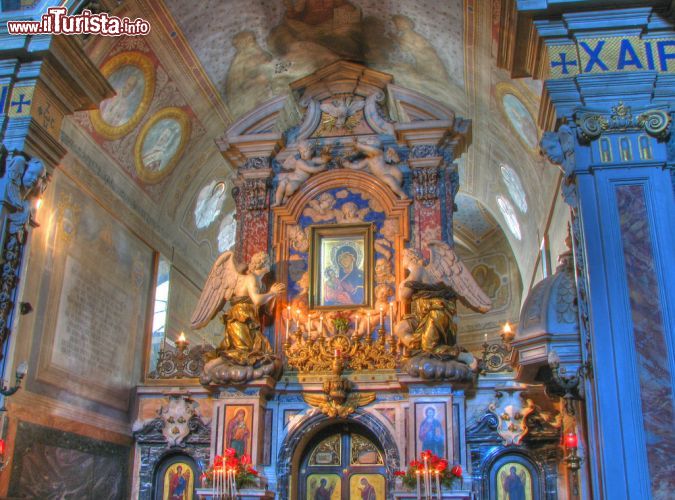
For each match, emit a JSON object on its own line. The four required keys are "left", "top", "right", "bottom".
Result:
{"left": 512, "top": 248, "right": 581, "bottom": 383}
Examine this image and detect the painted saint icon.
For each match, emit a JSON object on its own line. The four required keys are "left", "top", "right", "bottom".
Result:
{"left": 163, "top": 463, "right": 193, "bottom": 500}
{"left": 418, "top": 406, "right": 445, "bottom": 457}
{"left": 225, "top": 407, "right": 251, "bottom": 457}
{"left": 497, "top": 463, "right": 532, "bottom": 500}
{"left": 307, "top": 474, "right": 340, "bottom": 500}
{"left": 349, "top": 474, "right": 385, "bottom": 500}
{"left": 319, "top": 237, "right": 365, "bottom": 307}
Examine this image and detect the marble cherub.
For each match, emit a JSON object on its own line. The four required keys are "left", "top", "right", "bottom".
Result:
{"left": 273, "top": 140, "right": 328, "bottom": 206}
{"left": 342, "top": 137, "right": 407, "bottom": 199}
{"left": 191, "top": 251, "right": 285, "bottom": 384}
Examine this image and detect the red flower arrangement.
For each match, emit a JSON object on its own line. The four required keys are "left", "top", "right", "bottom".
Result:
{"left": 201, "top": 448, "right": 259, "bottom": 489}
{"left": 395, "top": 450, "right": 462, "bottom": 490}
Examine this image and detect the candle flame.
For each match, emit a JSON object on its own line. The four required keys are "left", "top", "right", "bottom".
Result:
{"left": 178, "top": 332, "right": 186, "bottom": 342}
{"left": 502, "top": 322, "right": 512, "bottom": 334}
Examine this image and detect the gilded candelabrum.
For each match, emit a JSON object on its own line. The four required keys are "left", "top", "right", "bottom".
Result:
{"left": 150, "top": 335, "right": 214, "bottom": 379}
{"left": 283, "top": 322, "right": 397, "bottom": 373}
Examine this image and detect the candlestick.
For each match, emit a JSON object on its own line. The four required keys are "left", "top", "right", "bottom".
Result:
{"left": 435, "top": 470, "right": 441, "bottom": 500}
{"left": 416, "top": 470, "right": 421, "bottom": 500}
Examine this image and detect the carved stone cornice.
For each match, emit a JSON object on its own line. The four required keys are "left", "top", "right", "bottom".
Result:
{"left": 575, "top": 102, "right": 671, "bottom": 143}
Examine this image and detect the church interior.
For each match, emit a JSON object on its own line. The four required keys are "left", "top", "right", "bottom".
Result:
{"left": 0, "top": 0, "right": 673, "bottom": 499}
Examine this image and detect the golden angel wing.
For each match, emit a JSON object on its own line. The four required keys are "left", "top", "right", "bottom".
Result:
{"left": 426, "top": 240, "right": 492, "bottom": 312}
{"left": 303, "top": 393, "right": 328, "bottom": 407}
{"left": 190, "top": 251, "right": 241, "bottom": 329}
{"left": 348, "top": 392, "right": 376, "bottom": 408}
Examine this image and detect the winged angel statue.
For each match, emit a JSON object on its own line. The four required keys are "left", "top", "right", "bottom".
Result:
{"left": 395, "top": 241, "right": 492, "bottom": 380}
{"left": 191, "top": 251, "right": 285, "bottom": 385}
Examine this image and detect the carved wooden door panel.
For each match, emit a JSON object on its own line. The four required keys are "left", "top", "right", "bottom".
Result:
{"left": 299, "top": 427, "right": 387, "bottom": 500}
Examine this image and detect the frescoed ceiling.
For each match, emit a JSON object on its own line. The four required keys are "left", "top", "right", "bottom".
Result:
{"left": 164, "top": 0, "right": 465, "bottom": 118}
{"left": 72, "top": 0, "right": 564, "bottom": 292}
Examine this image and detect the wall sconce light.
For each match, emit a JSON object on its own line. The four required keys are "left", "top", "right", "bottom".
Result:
{"left": 175, "top": 331, "right": 189, "bottom": 353}
{"left": 500, "top": 322, "right": 515, "bottom": 344}
{"left": 563, "top": 431, "right": 582, "bottom": 471}
{"left": 563, "top": 431, "right": 581, "bottom": 497}
{"left": 0, "top": 361, "right": 28, "bottom": 411}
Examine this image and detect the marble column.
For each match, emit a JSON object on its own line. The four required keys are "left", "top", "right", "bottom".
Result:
{"left": 516, "top": 5, "right": 675, "bottom": 498}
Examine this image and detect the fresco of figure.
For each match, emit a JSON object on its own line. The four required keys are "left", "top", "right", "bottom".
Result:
{"left": 274, "top": 140, "right": 328, "bottom": 206}
{"left": 342, "top": 137, "right": 407, "bottom": 199}
{"left": 391, "top": 15, "right": 451, "bottom": 87}
{"left": 226, "top": 31, "right": 275, "bottom": 117}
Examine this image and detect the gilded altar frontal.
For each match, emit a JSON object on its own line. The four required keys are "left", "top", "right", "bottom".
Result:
{"left": 0, "top": 1, "right": 673, "bottom": 500}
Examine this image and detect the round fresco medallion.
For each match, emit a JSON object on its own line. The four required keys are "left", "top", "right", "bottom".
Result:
{"left": 134, "top": 107, "right": 190, "bottom": 184}
{"left": 500, "top": 163, "right": 528, "bottom": 213}
{"left": 496, "top": 84, "right": 538, "bottom": 151}
{"left": 91, "top": 51, "right": 155, "bottom": 140}
{"left": 497, "top": 195, "right": 522, "bottom": 240}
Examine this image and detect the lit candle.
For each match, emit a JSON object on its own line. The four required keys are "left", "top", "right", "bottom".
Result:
{"left": 367, "top": 312, "right": 371, "bottom": 334}
{"left": 379, "top": 305, "right": 384, "bottom": 327}
{"left": 389, "top": 302, "right": 394, "bottom": 332}
{"left": 484, "top": 333, "right": 488, "bottom": 343}
{"left": 307, "top": 314, "right": 311, "bottom": 334}
{"left": 286, "top": 306, "right": 290, "bottom": 338}
{"left": 320, "top": 314, "right": 324, "bottom": 335}
{"left": 296, "top": 309, "right": 301, "bottom": 328}
{"left": 355, "top": 315, "right": 360, "bottom": 333}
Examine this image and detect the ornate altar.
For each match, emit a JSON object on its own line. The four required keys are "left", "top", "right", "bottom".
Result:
{"left": 135, "top": 62, "right": 561, "bottom": 500}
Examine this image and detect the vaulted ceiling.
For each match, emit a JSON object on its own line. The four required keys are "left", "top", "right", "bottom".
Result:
{"left": 76, "top": 0, "right": 563, "bottom": 293}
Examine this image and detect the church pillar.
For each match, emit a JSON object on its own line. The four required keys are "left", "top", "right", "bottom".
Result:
{"left": 511, "top": 5, "right": 675, "bottom": 498}
{"left": 409, "top": 146, "right": 443, "bottom": 254}
{"left": 0, "top": 33, "right": 112, "bottom": 366}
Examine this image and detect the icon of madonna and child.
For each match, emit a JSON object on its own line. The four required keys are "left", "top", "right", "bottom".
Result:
{"left": 321, "top": 241, "right": 365, "bottom": 307}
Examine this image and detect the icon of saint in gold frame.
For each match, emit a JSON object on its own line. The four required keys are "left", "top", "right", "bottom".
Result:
{"left": 309, "top": 223, "right": 373, "bottom": 310}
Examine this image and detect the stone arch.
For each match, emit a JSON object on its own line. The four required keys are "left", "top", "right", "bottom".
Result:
{"left": 275, "top": 410, "right": 402, "bottom": 500}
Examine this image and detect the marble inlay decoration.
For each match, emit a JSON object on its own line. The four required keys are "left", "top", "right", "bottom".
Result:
{"left": 8, "top": 421, "right": 130, "bottom": 499}
{"left": 616, "top": 184, "right": 675, "bottom": 498}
